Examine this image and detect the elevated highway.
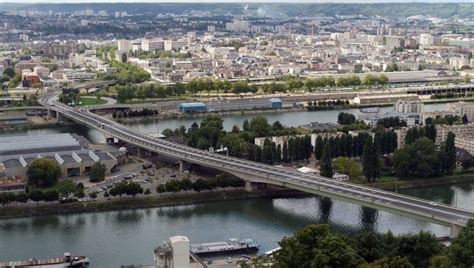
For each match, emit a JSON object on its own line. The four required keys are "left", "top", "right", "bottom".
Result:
{"left": 39, "top": 91, "right": 474, "bottom": 237}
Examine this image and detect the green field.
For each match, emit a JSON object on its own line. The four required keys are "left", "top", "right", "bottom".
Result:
{"left": 79, "top": 97, "right": 108, "bottom": 106}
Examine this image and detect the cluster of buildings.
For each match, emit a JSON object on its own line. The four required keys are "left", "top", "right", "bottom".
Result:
{"left": 0, "top": 133, "right": 124, "bottom": 193}
{"left": 2, "top": 5, "right": 474, "bottom": 88}
{"left": 358, "top": 97, "right": 423, "bottom": 126}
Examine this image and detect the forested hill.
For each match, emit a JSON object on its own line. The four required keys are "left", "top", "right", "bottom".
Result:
{"left": 1, "top": 2, "right": 474, "bottom": 19}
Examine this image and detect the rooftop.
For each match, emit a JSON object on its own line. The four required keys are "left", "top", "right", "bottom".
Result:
{"left": 0, "top": 134, "right": 82, "bottom": 156}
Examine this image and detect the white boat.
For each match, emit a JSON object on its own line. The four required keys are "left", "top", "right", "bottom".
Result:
{"left": 190, "top": 238, "right": 259, "bottom": 255}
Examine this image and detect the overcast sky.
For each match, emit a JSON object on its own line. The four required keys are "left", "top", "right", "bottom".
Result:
{"left": 1, "top": 0, "right": 469, "bottom": 3}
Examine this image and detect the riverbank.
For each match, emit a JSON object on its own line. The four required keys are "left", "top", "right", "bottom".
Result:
{"left": 0, "top": 121, "right": 63, "bottom": 133}
{"left": 0, "top": 188, "right": 307, "bottom": 220}
{"left": 356, "top": 172, "right": 474, "bottom": 190}
{"left": 2, "top": 172, "right": 474, "bottom": 220}
{"left": 113, "top": 102, "right": 392, "bottom": 123}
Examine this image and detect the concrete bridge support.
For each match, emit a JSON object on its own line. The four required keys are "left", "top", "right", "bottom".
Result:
{"left": 47, "top": 109, "right": 56, "bottom": 120}
{"left": 179, "top": 160, "right": 188, "bottom": 172}
{"left": 136, "top": 147, "right": 152, "bottom": 158}
{"left": 450, "top": 223, "right": 463, "bottom": 238}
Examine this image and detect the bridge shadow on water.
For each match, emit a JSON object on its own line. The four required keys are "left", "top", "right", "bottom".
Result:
{"left": 151, "top": 195, "right": 380, "bottom": 235}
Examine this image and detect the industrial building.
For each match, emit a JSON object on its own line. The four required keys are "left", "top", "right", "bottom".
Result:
{"left": 154, "top": 236, "right": 190, "bottom": 268}
{"left": 269, "top": 98, "right": 282, "bottom": 109}
{"left": 0, "top": 163, "right": 26, "bottom": 193}
{"left": 353, "top": 94, "right": 419, "bottom": 105}
{"left": 178, "top": 102, "right": 207, "bottom": 113}
{"left": 0, "top": 134, "right": 120, "bottom": 180}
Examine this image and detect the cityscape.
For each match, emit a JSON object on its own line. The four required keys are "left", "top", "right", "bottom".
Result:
{"left": 0, "top": 1, "right": 474, "bottom": 268}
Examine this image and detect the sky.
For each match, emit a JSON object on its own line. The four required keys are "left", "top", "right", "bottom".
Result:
{"left": 1, "top": 0, "right": 471, "bottom": 3}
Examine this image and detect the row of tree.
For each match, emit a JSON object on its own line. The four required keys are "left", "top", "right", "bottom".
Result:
{"left": 306, "top": 100, "right": 352, "bottom": 111}
{"left": 156, "top": 175, "right": 245, "bottom": 194}
{"left": 314, "top": 131, "right": 397, "bottom": 161}
{"left": 0, "top": 180, "right": 85, "bottom": 206}
{"left": 318, "top": 134, "right": 383, "bottom": 182}
{"left": 109, "top": 181, "right": 144, "bottom": 198}
{"left": 107, "top": 73, "right": 390, "bottom": 103}
{"left": 274, "top": 221, "right": 474, "bottom": 268}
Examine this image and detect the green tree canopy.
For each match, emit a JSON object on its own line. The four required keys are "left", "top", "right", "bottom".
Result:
{"left": 27, "top": 158, "right": 62, "bottom": 187}
{"left": 274, "top": 224, "right": 360, "bottom": 267}
{"left": 393, "top": 137, "right": 441, "bottom": 179}
{"left": 448, "top": 219, "right": 474, "bottom": 267}
{"left": 89, "top": 162, "right": 107, "bottom": 183}
{"left": 320, "top": 143, "right": 333, "bottom": 177}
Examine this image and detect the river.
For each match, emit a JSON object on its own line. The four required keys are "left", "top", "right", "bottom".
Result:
{"left": 0, "top": 183, "right": 473, "bottom": 267}
{"left": 2, "top": 102, "right": 470, "bottom": 267}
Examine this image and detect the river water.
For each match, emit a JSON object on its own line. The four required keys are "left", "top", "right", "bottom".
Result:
{"left": 0, "top": 183, "right": 473, "bottom": 267}
{"left": 2, "top": 102, "right": 472, "bottom": 267}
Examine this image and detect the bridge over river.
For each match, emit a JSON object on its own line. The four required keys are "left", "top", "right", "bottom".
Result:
{"left": 39, "top": 91, "right": 474, "bottom": 238}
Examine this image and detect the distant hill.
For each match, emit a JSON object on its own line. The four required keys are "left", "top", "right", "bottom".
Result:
{"left": 1, "top": 2, "right": 474, "bottom": 19}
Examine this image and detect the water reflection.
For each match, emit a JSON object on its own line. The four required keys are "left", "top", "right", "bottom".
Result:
{"left": 115, "top": 210, "right": 144, "bottom": 223}
{"left": 360, "top": 207, "right": 378, "bottom": 231}
{"left": 401, "top": 185, "right": 455, "bottom": 205}
{"left": 319, "top": 197, "right": 332, "bottom": 223}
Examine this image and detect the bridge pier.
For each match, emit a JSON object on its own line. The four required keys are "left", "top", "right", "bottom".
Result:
{"left": 450, "top": 223, "right": 463, "bottom": 238}
{"left": 179, "top": 160, "right": 188, "bottom": 172}
{"left": 47, "top": 109, "right": 56, "bottom": 120}
{"left": 136, "top": 147, "right": 152, "bottom": 158}
{"left": 245, "top": 181, "right": 255, "bottom": 192}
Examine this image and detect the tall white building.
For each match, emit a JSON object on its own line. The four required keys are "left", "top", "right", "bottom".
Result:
{"left": 154, "top": 236, "right": 190, "bottom": 268}
{"left": 142, "top": 39, "right": 165, "bottom": 51}
{"left": 420, "top": 33, "right": 434, "bottom": 46}
{"left": 395, "top": 99, "right": 423, "bottom": 114}
{"left": 226, "top": 19, "right": 251, "bottom": 33}
{"left": 117, "top": 40, "right": 131, "bottom": 52}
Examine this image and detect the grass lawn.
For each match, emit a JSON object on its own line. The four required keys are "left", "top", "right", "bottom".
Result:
{"left": 79, "top": 97, "right": 108, "bottom": 106}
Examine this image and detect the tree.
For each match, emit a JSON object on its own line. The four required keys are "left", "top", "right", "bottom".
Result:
{"left": 28, "top": 189, "right": 44, "bottom": 205}
{"left": 43, "top": 190, "right": 59, "bottom": 202}
{"left": 3, "top": 67, "right": 15, "bottom": 78}
{"left": 249, "top": 116, "right": 271, "bottom": 137}
{"left": 333, "top": 157, "right": 362, "bottom": 179}
{"left": 125, "top": 182, "right": 143, "bottom": 197}
{"left": 27, "top": 158, "right": 62, "bottom": 187}
{"left": 15, "top": 192, "right": 29, "bottom": 205}
{"left": 156, "top": 184, "right": 166, "bottom": 194}
{"left": 462, "top": 114, "right": 469, "bottom": 124}
{"left": 89, "top": 162, "right": 107, "bottom": 182}
{"left": 396, "top": 232, "right": 441, "bottom": 267}
{"left": 314, "top": 135, "right": 324, "bottom": 161}
{"left": 121, "top": 52, "right": 127, "bottom": 63}
{"left": 364, "top": 256, "right": 414, "bottom": 268}
{"left": 393, "top": 137, "right": 441, "bottom": 179}
{"left": 180, "top": 178, "right": 193, "bottom": 192}
{"left": 89, "top": 192, "right": 97, "bottom": 199}
{"left": 242, "top": 119, "right": 250, "bottom": 131}
{"left": 0, "top": 192, "right": 15, "bottom": 206}
{"left": 320, "top": 143, "right": 333, "bottom": 177}
{"left": 441, "top": 132, "right": 456, "bottom": 174}
{"left": 274, "top": 224, "right": 360, "bottom": 267}
{"left": 362, "top": 138, "right": 380, "bottom": 182}
{"left": 56, "top": 180, "right": 78, "bottom": 198}
{"left": 337, "top": 112, "right": 356, "bottom": 125}
{"left": 448, "top": 219, "right": 474, "bottom": 267}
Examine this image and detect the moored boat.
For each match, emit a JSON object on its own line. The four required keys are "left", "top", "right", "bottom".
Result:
{"left": 190, "top": 238, "right": 259, "bottom": 256}
{"left": 0, "top": 253, "right": 89, "bottom": 268}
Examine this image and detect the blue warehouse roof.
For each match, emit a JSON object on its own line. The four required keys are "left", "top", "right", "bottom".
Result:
{"left": 178, "top": 102, "right": 207, "bottom": 108}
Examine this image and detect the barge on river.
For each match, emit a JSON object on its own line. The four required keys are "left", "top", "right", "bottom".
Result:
{"left": 190, "top": 238, "right": 259, "bottom": 256}
{"left": 0, "top": 253, "right": 89, "bottom": 268}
